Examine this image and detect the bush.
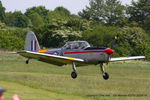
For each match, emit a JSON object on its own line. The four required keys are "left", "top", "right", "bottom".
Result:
{"left": 0, "top": 28, "right": 28, "bottom": 50}
{"left": 82, "top": 25, "right": 118, "bottom": 47}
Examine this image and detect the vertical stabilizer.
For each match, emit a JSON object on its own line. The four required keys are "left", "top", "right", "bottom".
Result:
{"left": 25, "top": 31, "right": 40, "bottom": 52}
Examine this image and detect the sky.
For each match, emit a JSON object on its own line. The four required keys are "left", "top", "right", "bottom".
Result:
{"left": 1, "top": 0, "right": 137, "bottom": 14}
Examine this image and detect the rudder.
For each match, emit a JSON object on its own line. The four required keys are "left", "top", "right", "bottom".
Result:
{"left": 25, "top": 31, "right": 40, "bottom": 52}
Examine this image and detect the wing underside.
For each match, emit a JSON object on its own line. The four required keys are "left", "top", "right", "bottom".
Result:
{"left": 17, "top": 50, "right": 85, "bottom": 66}
{"left": 110, "top": 56, "right": 145, "bottom": 62}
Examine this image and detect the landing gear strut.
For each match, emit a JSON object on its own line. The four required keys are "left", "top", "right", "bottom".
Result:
{"left": 100, "top": 63, "right": 109, "bottom": 80}
{"left": 71, "top": 62, "right": 77, "bottom": 79}
{"left": 26, "top": 59, "right": 29, "bottom": 64}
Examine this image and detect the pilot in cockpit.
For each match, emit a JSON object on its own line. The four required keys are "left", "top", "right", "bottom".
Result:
{"left": 66, "top": 43, "right": 72, "bottom": 49}
{"left": 78, "top": 42, "right": 85, "bottom": 49}
{"left": 64, "top": 41, "right": 89, "bottom": 50}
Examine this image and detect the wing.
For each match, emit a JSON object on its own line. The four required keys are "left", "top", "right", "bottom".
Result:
{"left": 17, "top": 50, "right": 84, "bottom": 66}
{"left": 110, "top": 56, "right": 145, "bottom": 62}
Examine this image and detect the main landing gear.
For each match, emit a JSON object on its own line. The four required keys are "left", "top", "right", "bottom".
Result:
{"left": 70, "top": 62, "right": 109, "bottom": 80}
{"left": 71, "top": 62, "right": 77, "bottom": 79}
{"left": 100, "top": 63, "right": 109, "bottom": 80}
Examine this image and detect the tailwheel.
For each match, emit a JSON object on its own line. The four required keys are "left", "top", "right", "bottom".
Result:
{"left": 26, "top": 59, "right": 29, "bottom": 64}
{"left": 71, "top": 71, "right": 77, "bottom": 79}
{"left": 103, "top": 72, "right": 109, "bottom": 80}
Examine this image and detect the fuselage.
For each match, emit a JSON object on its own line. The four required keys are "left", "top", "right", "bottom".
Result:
{"left": 38, "top": 47, "right": 113, "bottom": 64}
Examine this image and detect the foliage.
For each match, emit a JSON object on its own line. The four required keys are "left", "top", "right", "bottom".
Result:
{"left": 135, "top": 41, "right": 150, "bottom": 60}
{"left": 79, "top": 0, "right": 126, "bottom": 26}
{"left": 78, "top": 9, "right": 91, "bottom": 20}
{"left": 5, "top": 11, "right": 30, "bottom": 28}
{"left": 0, "top": 1, "right": 5, "bottom": 22}
{"left": 47, "top": 6, "right": 76, "bottom": 24}
{"left": 54, "top": 6, "right": 71, "bottom": 17}
{"left": 82, "top": 24, "right": 118, "bottom": 47}
{"left": 13, "top": 11, "right": 30, "bottom": 28}
{"left": 127, "top": 0, "right": 150, "bottom": 27}
{"left": 119, "top": 27, "right": 148, "bottom": 46}
{"left": 113, "top": 42, "right": 133, "bottom": 57}
{"left": 5, "top": 12, "right": 15, "bottom": 26}
{"left": 143, "top": 15, "right": 150, "bottom": 33}
{"left": 32, "top": 18, "right": 90, "bottom": 47}
{"left": 28, "top": 12, "right": 44, "bottom": 27}
{"left": 0, "top": 21, "right": 6, "bottom": 29}
{"left": 0, "top": 28, "right": 29, "bottom": 50}
{"left": 25, "top": 6, "right": 50, "bottom": 24}
{"left": 114, "top": 27, "right": 149, "bottom": 56}
{"left": 66, "top": 18, "right": 91, "bottom": 31}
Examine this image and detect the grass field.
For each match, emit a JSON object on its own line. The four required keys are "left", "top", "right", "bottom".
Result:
{"left": 0, "top": 52, "right": 150, "bottom": 100}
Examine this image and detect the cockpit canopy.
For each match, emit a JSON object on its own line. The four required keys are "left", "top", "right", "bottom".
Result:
{"left": 62, "top": 41, "right": 90, "bottom": 50}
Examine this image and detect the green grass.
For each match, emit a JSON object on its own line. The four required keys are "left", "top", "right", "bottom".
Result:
{"left": 0, "top": 53, "right": 150, "bottom": 100}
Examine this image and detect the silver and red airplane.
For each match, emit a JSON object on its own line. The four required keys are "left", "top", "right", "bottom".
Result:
{"left": 17, "top": 31, "right": 145, "bottom": 80}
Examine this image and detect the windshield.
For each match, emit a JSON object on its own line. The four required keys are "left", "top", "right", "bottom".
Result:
{"left": 62, "top": 41, "right": 90, "bottom": 50}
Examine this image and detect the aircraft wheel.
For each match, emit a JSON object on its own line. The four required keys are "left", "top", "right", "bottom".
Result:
{"left": 71, "top": 72, "right": 77, "bottom": 79}
{"left": 103, "top": 72, "right": 109, "bottom": 80}
{"left": 26, "top": 60, "right": 29, "bottom": 64}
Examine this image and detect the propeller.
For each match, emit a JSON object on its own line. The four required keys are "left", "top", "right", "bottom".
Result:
{"left": 106, "top": 35, "right": 119, "bottom": 63}
{"left": 111, "top": 35, "right": 119, "bottom": 49}
{"left": 103, "top": 35, "right": 119, "bottom": 78}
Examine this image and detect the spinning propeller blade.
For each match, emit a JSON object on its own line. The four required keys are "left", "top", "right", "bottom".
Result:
{"left": 111, "top": 35, "right": 119, "bottom": 49}
{"left": 106, "top": 35, "right": 119, "bottom": 62}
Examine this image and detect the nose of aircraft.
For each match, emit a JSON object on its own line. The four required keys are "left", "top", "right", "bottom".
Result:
{"left": 105, "top": 48, "right": 114, "bottom": 55}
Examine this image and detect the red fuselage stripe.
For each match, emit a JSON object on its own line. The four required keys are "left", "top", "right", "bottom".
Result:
{"left": 64, "top": 50, "right": 106, "bottom": 54}
{"left": 34, "top": 40, "right": 36, "bottom": 51}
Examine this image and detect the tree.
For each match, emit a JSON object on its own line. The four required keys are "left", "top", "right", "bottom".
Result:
{"left": 5, "top": 11, "right": 30, "bottom": 28}
{"left": 0, "top": 28, "right": 28, "bottom": 50}
{"left": 78, "top": 9, "right": 91, "bottom": 20}
{"left": 25, "top": 6, "right": 50, "bottom": 24}
{"left": 0, "top": 20, "right": 6, "bottom": 29}
{"left": 13, "top": 11, "right": 30, "bottom": 28}
{"left": 127, "top": 0, "right": 150, "bottom": 27}
{"left": 135, "top": 41, "right": 150, "bottom": 60}
{"left": 114, "top": 26, "right": 149, "bottom": 56}
{"left": 66, "top": 18, "right": 90, "bottom": 31}
{"left": 54, "top": 6, "right": 71, "bottom": 17}
{"left": 32, "top": 18, "right": 87, "bottom": 48}
{"left": 119, "top": 26, "right": 148, "bottom": 46}
{"left": 79, "top": 0, "right": 126, "bottom": 26}
{"left": 143, "top": 15, "right": 150, "bottom": 32}
{"left": 5, "top": 12, "right": 15, "bottom": 26}
{"left": 82, "top": 25, "right": 118, "bottom": 47}
{"left": 0, "top": 1, "right": 5, "bottom": 22}
{"left": 29, "top": 12, "right": 44, "bottom": 27}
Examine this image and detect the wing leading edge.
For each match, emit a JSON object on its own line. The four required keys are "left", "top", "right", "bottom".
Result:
{"left": 17, "top": 50, "right": 84, "bottom": 66}
{"left": 110, "top": 56, "right": 145, "bottom": 62}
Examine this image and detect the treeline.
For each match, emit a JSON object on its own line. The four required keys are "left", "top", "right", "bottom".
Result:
{"left": 0, "top": 0, "right": 150, "bottom": 59}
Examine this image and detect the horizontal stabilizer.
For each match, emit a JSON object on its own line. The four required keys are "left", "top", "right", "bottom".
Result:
{"left": 7, "top": 52, "right": 17, "bottom": 54}
{"left": 110, "top": 56, "right": 145, "bottom": 62}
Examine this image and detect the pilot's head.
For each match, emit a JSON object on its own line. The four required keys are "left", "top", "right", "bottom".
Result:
{"left": 67, "top": 44, "right": 72, "bottom": 49}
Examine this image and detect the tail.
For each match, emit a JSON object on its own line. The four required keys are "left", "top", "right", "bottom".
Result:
{"left": 25, "top": 31, "right": 40, "bottom": 52}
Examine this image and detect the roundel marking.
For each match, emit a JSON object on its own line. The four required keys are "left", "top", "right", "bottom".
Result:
{"left": 53, "top": 51, "right": 59, "bottom": 55}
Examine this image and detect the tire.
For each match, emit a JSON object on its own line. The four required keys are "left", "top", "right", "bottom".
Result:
{"left": 26, "top": 60, "right": 29, "bottom": 64}
{"left": 103, "top": 72, "right": 109, "bottom": 80}
{"left": 71, "top": 72, "right": 77, "bottom": 79}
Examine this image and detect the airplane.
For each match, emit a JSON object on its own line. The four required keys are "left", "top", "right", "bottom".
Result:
{"left": 17, "top": 31, "right": 145, "bottom": 80}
